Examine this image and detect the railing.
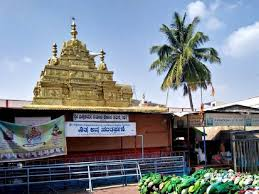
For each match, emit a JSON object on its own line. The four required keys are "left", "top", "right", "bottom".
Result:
{"left": 18, "top": 150, "right": 188, "bottom": 166}
{"left": 138, "top": 156, "right": 185, "bottom": 175}
{"left": 0, "top": 150, "right": 188, "bottom": 169}
{"left": 0, "top": 161, "right": 141, "bottom": 193}
{"left": 0, "top": 156, "right": 185, "bottom": 194}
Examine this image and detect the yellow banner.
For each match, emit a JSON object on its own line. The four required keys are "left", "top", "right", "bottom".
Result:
{"left": 0, "top": 116, "right": 67, "bottom": 162}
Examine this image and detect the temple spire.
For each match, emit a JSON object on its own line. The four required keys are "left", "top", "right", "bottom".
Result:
{"left": 70, "top": 17, "right": 78, "bottom": 40}
{"left": 100, "top": 49, "right": 106, "bottom": 63}
{"left": 98, "top": 49, "right": 108, "bottom": 71}
{"left": 49, "top": 42, "right": 59, "bottom": 65}
{"left": 52, "top": 43, "right": 57, "bottom": 58}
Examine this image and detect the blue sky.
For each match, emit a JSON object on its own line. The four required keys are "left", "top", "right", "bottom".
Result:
{"left": 0, "top": 0, "right": 259, "bottom": 108}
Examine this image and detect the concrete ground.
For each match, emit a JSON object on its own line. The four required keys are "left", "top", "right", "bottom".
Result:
{"left": 28, "top": 184, "right": 138, "bottom": 194}
{"left": 93, "top": 185, "right": 138, "bottom": 194}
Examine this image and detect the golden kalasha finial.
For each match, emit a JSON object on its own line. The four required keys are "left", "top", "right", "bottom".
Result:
{"left": 98, "top": 49, "right": 108, "bottom": 71}
{"left": 100, "top": 49, "right": 106, "bottom": 63}
{"left": 71, "top": 17, "right": 78, "bottom": 40}
{"left": 52, "top": 43, "right": 57, "bottom": 58}
{"left": 50, "top": 43, "right": 59, "bottom": 65}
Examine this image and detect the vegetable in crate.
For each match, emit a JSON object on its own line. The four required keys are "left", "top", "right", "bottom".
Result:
{"left": 167, "top": 177, "right": 182, "bottom": 193}
{"left": 192, "top": 169, "right": 206, "bottom": 179}
{"left": 161, "top": 180, "right": 171, "bottom": 194}
{"left": 207, "top": 182, "right": 240, "bottom": 194}
{"left": 138, "top": 168, "right": 259, "bottom": 194}
{"left": 194, "top": 182, "right": 210, "bottom": 194}
{"left": 176, "top": 177, "right": 196, "bottom": 193}
{"left": 189, "top": 179, "right": 201, "bottom": 193}
{"left": 153, "top": 174, "right": 162, "bottom": 185}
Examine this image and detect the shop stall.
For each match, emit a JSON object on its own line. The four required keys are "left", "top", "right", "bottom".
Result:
{"left": 172, "top": 104, "right": 259, "bottom": 169}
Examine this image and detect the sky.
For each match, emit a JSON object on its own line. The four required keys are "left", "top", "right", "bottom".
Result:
{"left": 0, "top": 0, "right": 259, "bottom": 109}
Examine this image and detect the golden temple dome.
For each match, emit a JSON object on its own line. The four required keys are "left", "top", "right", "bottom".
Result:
{"left": 32, "top": 18, "right": 133, "bottom": 107}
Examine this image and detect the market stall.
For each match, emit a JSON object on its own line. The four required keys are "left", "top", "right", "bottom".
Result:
{"left": 172, "top": 104, "right": 259, "bottom": 170}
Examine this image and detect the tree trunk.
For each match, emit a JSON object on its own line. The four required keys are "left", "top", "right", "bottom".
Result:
{"left": 187, "top": 85, "right": 194, "bottom": 111}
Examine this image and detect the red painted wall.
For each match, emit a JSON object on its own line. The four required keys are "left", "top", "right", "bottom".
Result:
{"left": 0, "top": 108, "right": 172, "bottom": 155}
{"left": 66, "top": 113, "right": 172, "bottom": 152}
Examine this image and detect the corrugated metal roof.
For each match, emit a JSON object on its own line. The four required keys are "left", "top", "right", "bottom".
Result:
{"left": 205, "top": 104, "right": 259, "bottom": 113}
{"left": 206, "top": 96, "right": 259, "bottom": 110}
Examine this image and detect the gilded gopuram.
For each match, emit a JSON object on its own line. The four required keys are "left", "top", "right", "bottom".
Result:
{"left": 31, "top": 19, "right": 133, "bottom": 107}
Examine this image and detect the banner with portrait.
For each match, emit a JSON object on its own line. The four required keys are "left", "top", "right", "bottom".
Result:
{"left": 0, "top": 116, "right": 67, "bottom": 162}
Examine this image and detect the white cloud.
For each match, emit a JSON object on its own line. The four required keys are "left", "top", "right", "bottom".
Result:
{"left": 227, "top": 0, "right": 242, "bottom": 10}
{"left": 187, "top": 1, "right": 207, "bottom": 20}
{"left": 186, "top": 0, "right": 223, "bottom": 31}
{"left": 1, "top": 56, "right": 33, "bottom": 73}
{"left": 206, "top": 17, "right": 224, "bottom": 31}
{"left": 22, "top": 56, "right": 32, "bottom": 63}
{"left": 209, "top": 0, "right": 221, "bottom": 12}
{"left": 223, "top": 22, "right": 259, "bottom": 58}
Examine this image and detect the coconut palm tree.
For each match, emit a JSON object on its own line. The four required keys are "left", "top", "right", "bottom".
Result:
{"left": 150, "top": 12, "right": 221, "bottom": 111}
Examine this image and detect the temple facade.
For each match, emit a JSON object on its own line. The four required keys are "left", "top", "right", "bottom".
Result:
{"left": 32, "top": 19, "right": 132, "bottom": 107}
{"left": 0, "top": 19, "right": 172, "bottom": 164}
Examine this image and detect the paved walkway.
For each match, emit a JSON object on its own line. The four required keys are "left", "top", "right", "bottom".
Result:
{"left": 32, "top": 185, "right": 138, "bottom": 194}
{"left": 93, "top": 185, "right": 138, "bottom": 194}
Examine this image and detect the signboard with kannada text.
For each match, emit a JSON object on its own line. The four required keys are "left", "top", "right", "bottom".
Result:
{"left": 73, "top": 113, "right": 129, "bottom": 122}
{"left": 65, "top": 122, "right": 136, "bottom": 137}
{"left": 205, "top": 113, "right": 259, "bottom": 126}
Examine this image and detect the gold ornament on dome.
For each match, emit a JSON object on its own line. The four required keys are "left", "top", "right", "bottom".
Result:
{"left": 32, "top": 18, "right": 132, "bottom": 107}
